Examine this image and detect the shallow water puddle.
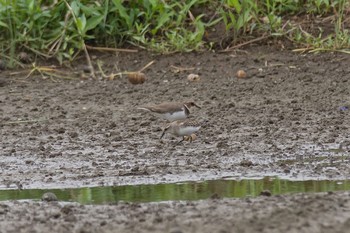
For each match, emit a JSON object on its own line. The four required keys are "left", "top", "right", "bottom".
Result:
{"left": 1, "top": 177, "right": 350, "bottom": 204}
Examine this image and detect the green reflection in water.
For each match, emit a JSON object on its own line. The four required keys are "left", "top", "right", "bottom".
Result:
{"left": 0, "top": 177, "right": 349, "bottom": 204}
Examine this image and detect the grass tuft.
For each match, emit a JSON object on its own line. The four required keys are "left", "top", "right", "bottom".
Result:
{"left": 0, "top": 0, "right": 349, "bottom": 67}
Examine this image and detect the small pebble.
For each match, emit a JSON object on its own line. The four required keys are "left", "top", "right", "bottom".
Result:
{"left": 18, "top": 52, "right": 31, "bottom": 63}
{"left": 41, "top": 192, "right": 58, "bottom": 202}
{"left": 260, "top": 190, "right": 272, "bottom": 197}
{"left": 128, "top": 72, "right": 146, "bottom": 85}
{"left": 187, "top": 73, "right": 200, "bottom": 82}
{"left": 236, "top": 69, "right": 247, "bottom": 78}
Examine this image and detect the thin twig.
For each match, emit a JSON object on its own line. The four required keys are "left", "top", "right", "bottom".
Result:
{"left": 219, "top": 35, "right": 271, "bottom": 52}
{"left": 86, "top": 45, "right": 138, "bottom": 53}
{"left": 22, "top": 63, "right": 76, "bottom": 80}
{"left": 138, "top": 60, "right": 155, "bottom": 72}
{"left": 170, "top": 65, "right": 195, "bottom": 72}
{"left": 48, "top": 11, "right": 71, "bottom": 57}
{"left": 23, "top": 45, "right": 52, "bottom": 58}
{"left": 81, "top": 43, "right": 96, "bottom": 79}
{"left": 0, "top": 53, "right": 25, "bottom": 68}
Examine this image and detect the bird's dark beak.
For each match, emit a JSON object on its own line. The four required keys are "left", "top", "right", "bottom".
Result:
{"left": 194, "top": 103, "right": 201, "bottom": 109}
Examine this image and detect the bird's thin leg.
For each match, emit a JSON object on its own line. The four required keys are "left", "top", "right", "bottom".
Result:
{"left": 177, "top": 137, "right": 185, "bottom": 145}
{"left": 160, "top": 130, "right": 166, "bottom": 139}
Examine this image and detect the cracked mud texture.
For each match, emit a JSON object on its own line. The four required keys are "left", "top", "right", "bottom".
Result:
{"left": 1, "top": 46, "right": 350, "bottom": 232}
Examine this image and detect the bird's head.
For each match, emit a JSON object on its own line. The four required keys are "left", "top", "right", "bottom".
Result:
{"left": 184, "top": 101, "right": 201, "bottom": 109}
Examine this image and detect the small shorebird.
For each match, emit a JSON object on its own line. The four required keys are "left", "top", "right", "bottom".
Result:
{"left": 160, "top": 119, "right": 201, "bottom": 143}
{"left": 138, "top": 101, "right": 201, "bottom": 121}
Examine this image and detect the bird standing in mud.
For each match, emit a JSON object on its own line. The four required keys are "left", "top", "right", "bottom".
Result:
{"left": 138, "top": 101, "right": 201, "bottom": 122}
{"left": 160, "top": 119, "right": 201, "bottom": 143}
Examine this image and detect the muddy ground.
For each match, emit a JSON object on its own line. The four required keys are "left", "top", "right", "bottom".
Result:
{"left": 1, "top": 45, "right": 350, "bottom": 232}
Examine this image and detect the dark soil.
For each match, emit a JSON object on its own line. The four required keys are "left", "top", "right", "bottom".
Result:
{"left": 1, "top": 45, "right": 350, "bottom": 232}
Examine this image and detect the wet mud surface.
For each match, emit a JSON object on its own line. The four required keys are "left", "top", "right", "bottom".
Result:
{"left": 1, "top": 46, "right": 350, "bottom": 232}
{"left": 0, "top": 191, "right": 350, "bottom": 233}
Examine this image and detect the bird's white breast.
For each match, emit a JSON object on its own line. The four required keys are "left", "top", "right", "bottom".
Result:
{"left": 175, "top": 126, "right": 201, "bottom": 136}
{"left": 162, "top": 110, "right": 187, "bottom": 121}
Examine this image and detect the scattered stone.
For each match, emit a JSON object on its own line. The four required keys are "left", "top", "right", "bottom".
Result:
{"left": 41, "top": 192, "right": 58, "bottom": 202}
{"left": 50, "top": 211, "right": 61, "bottom": 219}
{"left": 260, "top": 190, "right": 272, "bottom": 197}
{"left": 187, "top": 73, "right": 200, "bottom": 82}
{"left": 236, "top": 69, "right": 247, "bottom": 78}
{"left": 18, "top": 52, "right": 31, "bottom": 63}
{"left": 240, "top": 160, "right": 253, "bottom": 167}
{"left": 25, "top": 160, "right": 35, "bottom": 165}
{"left": 56, "top": 128, "right": 66, "bottom": 134}
{"left": 210, "top": 193, "right": 221, "bottom": 199}
{"left": 61, "top": 205, "right": 73, "bottom": 214}
{"left": 64, "top": 213, "right": 77, "bottom": 222}
{"left": 0, "top": 204, "right": 9, "bottom": 215}
{"left": 100, "top": 220, "right": 107, "bottom": 226}
{"left": 128, "top": 72, "right": 146, "bottom": 84}
{"left": 284, "top": 168, "right": 291, "bottom": 173}
{"left": 68, "top": 131, "right": 79, "bottom": 138}
{"left": 216, "top": 141, "right": 227, "bottom": 149}
{"left": 82, "top": 65, "right": 93, "bottom": 73}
